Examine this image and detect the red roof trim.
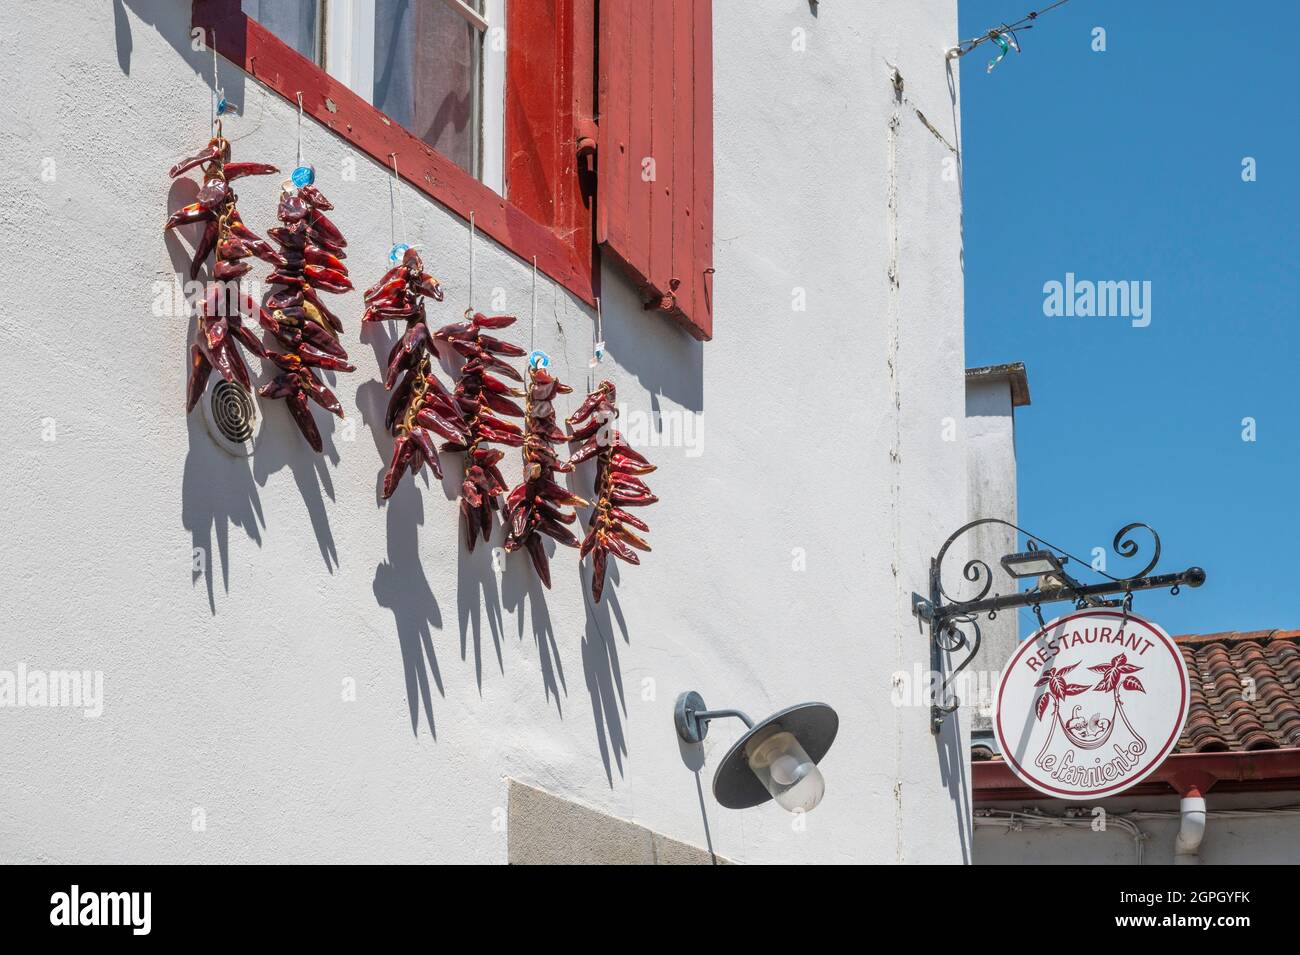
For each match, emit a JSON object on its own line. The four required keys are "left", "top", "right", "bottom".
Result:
{"left": 974, "top": 747, "right": 1300, "bottom": 800}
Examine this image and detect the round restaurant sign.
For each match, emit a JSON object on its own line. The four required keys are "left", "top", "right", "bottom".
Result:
{"left": 994, "top": 609, "right": 1189, "bottom": 800}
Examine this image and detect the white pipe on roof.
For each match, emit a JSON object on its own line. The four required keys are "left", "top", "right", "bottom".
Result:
{"left": 1174, "top": 792, "right": 1207, "bottom": 865}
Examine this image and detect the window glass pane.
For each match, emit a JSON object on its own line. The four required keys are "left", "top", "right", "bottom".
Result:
{"left": 242, "top": 0, "right": 320, "bottom": 63}
{"left": 374, "top": 0, "right": 480, "bottom": 177}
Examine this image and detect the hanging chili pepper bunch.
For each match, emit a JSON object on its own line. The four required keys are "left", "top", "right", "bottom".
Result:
{"left": 364, "top": 248, "right": 463, "bottom": 497}
{"left": 432, "top": 312, "right": 530, "bottom": 551}
{"left": 257, "top": 184, "right": 356, "bottom": 450}
{"left": 503, "top": 363, "right": 589, "bottom": 586}
{"left": 568, "top": 380, "right": 657, "bottom": 601}
{"left": 165, "top": 134, "right": 280, "bottom": 411}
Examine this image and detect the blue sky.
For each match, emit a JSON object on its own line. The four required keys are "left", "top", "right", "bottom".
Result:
{"left": 958, "top": 0, "right": 1299, "bottom": 637}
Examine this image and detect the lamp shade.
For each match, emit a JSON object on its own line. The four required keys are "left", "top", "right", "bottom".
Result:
{"left": 712, "top": 702, "right": 838, "bottom": 810}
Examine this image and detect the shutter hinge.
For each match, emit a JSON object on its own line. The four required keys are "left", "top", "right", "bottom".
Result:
{"left": 643, "top": 278, "right": 681, "bottom": 313}
{"left": 576, "top": 118, "right": 597, "bottom": 172}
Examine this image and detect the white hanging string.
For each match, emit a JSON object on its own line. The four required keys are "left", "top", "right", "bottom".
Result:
{"left": 530, "top": 256, "right": 538, "bottom": 356}
{"left": 467, "top": 211, "right": 476, "bottom": 314}
{"left": 388, "top": 153, "right": 406, "bottom": 249}
{"left": 295, "top": 91, "right": 304, "bottom": 168}
{"left": 210, "top": 29, "right": 219, "bottom": 134}
{"left": 588, "top": 295, "right": 603, "bottom": 391}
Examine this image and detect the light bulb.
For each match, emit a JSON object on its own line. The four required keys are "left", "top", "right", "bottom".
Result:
{"left": 773, "top": 763, "right": 825, "bottom": 813}
{"left": 770, "top": 753, "right": 807, "bottom": 786}
{"left": 745, "top": 728, "right": 827, "bottom": 813}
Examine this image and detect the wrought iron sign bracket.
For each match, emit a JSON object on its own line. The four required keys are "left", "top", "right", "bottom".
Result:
{"left": 913, "top": 519, "right": 1206, "bottom": 734}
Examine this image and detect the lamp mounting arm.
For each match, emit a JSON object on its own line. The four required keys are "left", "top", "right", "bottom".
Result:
{"left": 674, "top": 692, "right": 754, "bottom": 745}
{"left": 695, "top": 708, "right": 755, "bottom": 729}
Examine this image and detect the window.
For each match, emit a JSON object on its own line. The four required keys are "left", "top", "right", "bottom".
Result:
{"left": 243, "top": 0, "right": 505, "bottom": 191}
{"left": 196, "top": 0, "right": 713, "bottom": 337}
{"left": 240, "top": 0, "right": 321, "bottom": 62}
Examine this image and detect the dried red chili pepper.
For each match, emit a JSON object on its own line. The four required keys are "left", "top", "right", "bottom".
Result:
{"left": 256, "top": 186, "right": 356, "bottom": 451}
{"left": 166, "top": 134, "right": 280, "bottom": 411}
{"left": 433, "top": 312, "right": 528, "bottom": 550}
{"left": 503, "top": 365, "right": 588, "bottom": 586}
{"left": 363, "top": 248, "right": 461, "bottom": 498}
{"left": 567, "top": 380, "right": 658, "bottom": 602}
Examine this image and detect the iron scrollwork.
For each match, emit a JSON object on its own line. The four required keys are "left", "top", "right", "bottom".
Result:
{"left": 921, "top": 518, "right": 1204, "bottom": 733}
{"left": 931, "top": 613, "right": 981, "bottom": 719}
{"left": 933, "top": 518, "right": 1164, "bottom": 613}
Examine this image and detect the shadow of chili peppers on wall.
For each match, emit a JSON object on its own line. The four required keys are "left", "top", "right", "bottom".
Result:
{"left": 357, "top": 331, "right": 452, "bottom": 738}
{"left": 169, "top": 189, "right": 267, "bottom": 615}
{"left": 581, "top": 575, "right": 630, "bottom": 786}
{"left": 501, "top": 554, "right": 566, "bottom": 716}
{"left": 181, "top": 412, "right": 265, "bottom": 615}
{"left": 372, "top": 491, "right": 445, "bottom": 739}
{"left": 165, "top": 167, "right": 343, "bottom": 583}
{"left": 250, "top": 412, "right": 342, "bottom": 574}
{"left": 457, "top": 547, "right": 506, "bottom": 692}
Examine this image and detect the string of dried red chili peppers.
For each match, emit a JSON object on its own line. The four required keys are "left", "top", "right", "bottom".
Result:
{"left": 567, "top": 380, "right": 658, "bottom": 602}
{"left": 166, "top": 130, "right": 280, "bottom": 411}
{"left": 433, "top": 312, "right": 529, "bottom": 550}
{"left": 364, "top": 248, "right": 464, "bottom": 497}
{"left": 166, "top": 134, "right": 666, "bottom": 592}
{"left": 257, "top": 184, "right": 356, "bottom": 451}
{"left": 503, "top": 364, "right": 588, "bottom": 586}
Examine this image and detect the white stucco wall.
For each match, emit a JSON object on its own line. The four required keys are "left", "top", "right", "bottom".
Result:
{"left": 975, "top": 792, "right": 1300, "bottom": 865}
{"left": 963, "top": 374, "right": 1020, "bottom": 727}
{"left": 0, "top": 0, "right": 966, "bottom": 863}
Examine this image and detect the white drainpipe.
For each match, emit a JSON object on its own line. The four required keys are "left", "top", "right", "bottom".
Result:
{"left": 1174, "top": 789, "right": 1207, "bottom": 864}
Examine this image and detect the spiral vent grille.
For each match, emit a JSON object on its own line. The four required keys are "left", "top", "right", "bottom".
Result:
{"left": 210, "top": 380, "right": 256, "bottom": 443}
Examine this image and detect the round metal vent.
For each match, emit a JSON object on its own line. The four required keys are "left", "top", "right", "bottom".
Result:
{"left": 201, "top": 373, "right": 260, "bottom": 456}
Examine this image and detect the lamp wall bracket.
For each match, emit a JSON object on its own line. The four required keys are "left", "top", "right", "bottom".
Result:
{"left": 674, "top": 691, "right": 754, "bottom": 745}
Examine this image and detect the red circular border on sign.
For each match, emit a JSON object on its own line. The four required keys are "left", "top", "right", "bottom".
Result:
{"left": 994, "top": 609, "right": 1189, "bottom": 798}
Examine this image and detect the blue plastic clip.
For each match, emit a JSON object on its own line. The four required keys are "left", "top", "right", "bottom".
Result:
{"left": 986, "top": 32, "right": 1019, "bottom": 73}
{"left": 291, "top": 165, "right": 315, "bottom": 188}
{"left": 529, "top": 350, "right": 551, "bottom": 370}
{"left": 388, "top": 242, "right": 411, "bottom": 265}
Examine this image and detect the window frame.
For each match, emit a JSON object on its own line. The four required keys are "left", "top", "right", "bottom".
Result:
{"left": 320, "top": 0, "right": 504, "bottom": 193}
{"left": 194, "top": 0, "right": 595, "bottom": 306}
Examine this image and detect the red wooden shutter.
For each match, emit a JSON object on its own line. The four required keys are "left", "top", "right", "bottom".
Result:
{"left": 596, "top": 0, "right": 713, "bottom": 340}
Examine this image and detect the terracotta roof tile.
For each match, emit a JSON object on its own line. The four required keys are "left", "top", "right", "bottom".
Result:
{"left": 1175, "top": 629, "right": 1300, "bottom": 753}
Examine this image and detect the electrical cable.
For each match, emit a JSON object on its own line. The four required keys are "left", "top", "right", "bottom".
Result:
{"left": 948, "top": 0, "right": 1073, "bottom": 63}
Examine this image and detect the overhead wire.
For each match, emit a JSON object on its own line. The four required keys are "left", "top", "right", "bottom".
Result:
{"left": 948, "top": 0, "right": 1073, "bottom": 62}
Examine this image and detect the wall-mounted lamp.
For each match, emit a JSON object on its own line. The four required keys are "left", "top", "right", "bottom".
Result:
{"left": 674, "top": 692, "right": 838, "bottom": 813}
